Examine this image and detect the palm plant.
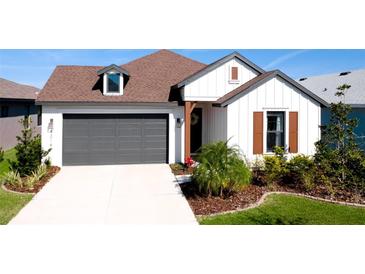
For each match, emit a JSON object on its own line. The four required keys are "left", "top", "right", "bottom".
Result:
{"left": 193, "top": 141, "right": 251, "bottom": 197}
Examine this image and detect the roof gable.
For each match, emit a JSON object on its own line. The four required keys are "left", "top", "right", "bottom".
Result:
{"left": 214, "top": 70, "right": 329, "bottom": 107}
{"left": 97, "top": 64, "right": 129, "bottom": 76}
{"left": 173, "top": 51, "right": 265, "bottom": 89}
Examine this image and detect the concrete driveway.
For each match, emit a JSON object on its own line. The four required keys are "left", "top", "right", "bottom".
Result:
{"left": 10, "top": 164, "right": 197, "bottom": 224}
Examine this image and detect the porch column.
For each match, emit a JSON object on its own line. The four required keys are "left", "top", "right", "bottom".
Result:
{"left": 184, "top": 101, "right": 196, "bottom": 160}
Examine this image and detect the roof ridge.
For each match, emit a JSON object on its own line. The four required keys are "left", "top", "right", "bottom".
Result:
{"left": 0, "top": 77, "right": 39, "bottom": 91}
{"left": 56, "top": 65, "right": 103, "bottom": 68}
{"left": 299, "top": 68, "right": 365, "bottom": 80}
{"left": 121, "top": 49, "right": 206, "bottom": 67}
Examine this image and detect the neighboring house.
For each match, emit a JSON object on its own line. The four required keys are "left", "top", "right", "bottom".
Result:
{"left": 0, "top": 78, "right": 41, "bottom": 150}
{"left": 298, "top": 69, "right": 365, "bottom": 150}
{"left": 37, "top": 50, "right": 328, "bottom": 167}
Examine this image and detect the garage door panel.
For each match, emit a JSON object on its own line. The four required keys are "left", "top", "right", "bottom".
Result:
{"left": 63, "top": 114, "right": 168, "bottom": 165}
{"left": 116, "top": 128, "right": 142, "bottom": 137}
{"left": 144, "top": 128, "right": 167, "bottom": 136}
{"left": 116, "top": 152, "right": 142, "bottom": 164}
{"left": 89, "top": 138, "right": 115, "bottom": 150}
{"left": 143, "top": 153, "right": 167, "bottom": 163}
{"left": 89, "top": 152, "right": 115, "bottom": 164}
{"left": 143, "top": 141, "right": 166, "bottom": 149}
{"left": 63, "top": 138, "right": 89, "bottom": 151}
{"left": 118, "top": 140, "right": 142, "bottom": 149}
{"left": 63, "top": 152, "right": 89, "bottom": 165}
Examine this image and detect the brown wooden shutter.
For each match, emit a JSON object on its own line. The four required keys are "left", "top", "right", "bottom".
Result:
{"left": 253, "top": 112, "right": 264, "bottom": 154}
{"left": 231, "top": 67, "right": 238, "bottom": 80}
{"left": 289, "top": 112, "right": 298, "bottom": 153}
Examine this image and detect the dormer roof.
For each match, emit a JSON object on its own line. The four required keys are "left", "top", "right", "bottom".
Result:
{"left": 97, "top": 64, "right": 129, "bottom": 76}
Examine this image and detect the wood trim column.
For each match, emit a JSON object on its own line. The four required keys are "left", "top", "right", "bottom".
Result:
{"left": 184, "top": 101, "right": 196, "bottom": 160}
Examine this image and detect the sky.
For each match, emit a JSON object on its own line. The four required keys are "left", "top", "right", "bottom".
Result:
{"left": 1, "top": 49, "right": 365, "bottom": 89}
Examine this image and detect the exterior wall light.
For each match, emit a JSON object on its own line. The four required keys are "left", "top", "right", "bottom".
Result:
{"left": 47, "top": 118, "right": 54, "bottom": 133}
{"left": 176, "top": 118, "right": 183, "bottom": 128}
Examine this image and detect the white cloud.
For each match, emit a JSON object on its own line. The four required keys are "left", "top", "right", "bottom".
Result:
{"left": 264, "top": 50, "right": 311, "bottom": 69}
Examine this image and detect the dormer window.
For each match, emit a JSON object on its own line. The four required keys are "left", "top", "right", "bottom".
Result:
{"left": 107, "top": 73, "right": 120, "bottom": 93}
{"left": 97, "top": 64, "right": 129, "bottom": 96}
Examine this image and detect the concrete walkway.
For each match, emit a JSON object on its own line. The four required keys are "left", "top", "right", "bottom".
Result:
{"left": 10, "top": 164, "right": 197, "bottom": 224}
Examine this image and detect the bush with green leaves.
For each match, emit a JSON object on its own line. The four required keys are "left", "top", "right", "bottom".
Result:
{"left": 2, "top": 164, "right": 48, "bottom": 190}
{"left": 9, "top": 117, "right": 50, "bottom": 177}
{"left": 285, "top": 155, "right": 315, "bottom": 190}
{"left": 192, "top": 141, "right": 251, "bottom": 197}
{"left": 2, "top": 171, "right": 23, "bottom": 188}
{"left": 262, "top": 147, "right": 315, "bottom": 190}
{"left": 314, "top": 84, "right": 365, "bottom": 195}
{"left": 263, "top": 146, "right": 288, "bottom": 184}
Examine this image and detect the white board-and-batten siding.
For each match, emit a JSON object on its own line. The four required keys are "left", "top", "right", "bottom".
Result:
{"left": 183, "top": 58, "right": 259, "bottom": 101}
{"left": 226, "top": 76, "right": 321, "bottom": 161}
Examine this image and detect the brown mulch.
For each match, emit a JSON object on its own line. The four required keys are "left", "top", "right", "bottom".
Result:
{"left": 4, "top": 166, "right": 60, "bottom": 194}
{"left": 180, "top": 182, "right": 365, "bottom": 216}
{"left": 169, "top": 164, "right": 193, "bottom": 176}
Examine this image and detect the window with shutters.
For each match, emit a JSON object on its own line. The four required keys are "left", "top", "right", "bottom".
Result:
{"left": 266, "top": 111, "right": 285, "bottom": 152}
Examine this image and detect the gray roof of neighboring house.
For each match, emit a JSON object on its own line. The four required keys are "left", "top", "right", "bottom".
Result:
{"left": 0, "top": 77, "right": 39, "bottom": 100}
{"left": 297, "top": 69, "right": 365, "bottom": 107}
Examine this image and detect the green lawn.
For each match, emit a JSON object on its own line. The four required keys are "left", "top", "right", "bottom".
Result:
{"left": 199, "top": 194, "right": 365, "bottom": 225}
{"left": 0, "top": 148, "right": 16, "bottom": 175}
{"left": 0, "top": 148, "right": 33, "bottom": 225}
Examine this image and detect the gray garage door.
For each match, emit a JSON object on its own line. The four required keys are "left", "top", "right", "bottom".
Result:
{"left": 63, "top": 114, "right": 168, "bottom": 165}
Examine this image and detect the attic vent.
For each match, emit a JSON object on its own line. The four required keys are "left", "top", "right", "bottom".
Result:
{"left": 299, "top": 77, "right": 307, "bottom": 81}
{"left": 339, "top": 71, "right": 351, "bottom": 76}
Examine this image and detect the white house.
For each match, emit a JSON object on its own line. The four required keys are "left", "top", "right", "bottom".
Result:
{"left": 36, "top": 50, "right": 328, "bottom": 166}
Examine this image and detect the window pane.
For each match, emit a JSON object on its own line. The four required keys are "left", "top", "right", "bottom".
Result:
{"left": 267, "top": 116, "right": 277, "bottom": 131}
{"left": 37, "top": 106, "right": 42, "bottom": 126}
{"left": 108, "top": 74, "right": 120, "bottom": 92}
{"left": 267, "top": 132, "right": 277, "bottom": 152}
{"left": 1, "top": 106, "right": 9, "bottom": 117}
{"left": 266, "top": 112, "right": 285, "bottom": 152}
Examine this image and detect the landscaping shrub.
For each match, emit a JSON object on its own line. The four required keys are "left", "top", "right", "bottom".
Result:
{"left": 250, "top": 158, "right": 266, "bottom": 186}
{"left": 2, "top": 171, "right": 23, "bottom": 188}
{"left": 193, "top": 141, "right": 251, "bottom": 197}
{"left": 2, "top": 164, "right": 49, "bottom": 191}
{"left": 314, "top": 84, "right": 365, "bottom": 196}
{"left": 285, "top": 155, "right": 315, "bottom": 190}
{"left": 9, "top": 118, "right": 50, "bottom": 177}
{"left": 262, "top": 147, "right": 315, "bottom": 190}
{"left": 44, "top": 157, "right": 52, "bottom": 169}
{"left": 263, "top": 146, "right": 287, "bottom": 184}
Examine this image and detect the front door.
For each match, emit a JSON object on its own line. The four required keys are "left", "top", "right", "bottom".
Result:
{"left": 190, "top": 108, "right": 202, "bottom": 154}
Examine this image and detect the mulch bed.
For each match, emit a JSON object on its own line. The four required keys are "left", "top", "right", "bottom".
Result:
{"left": 4, "top": 166, "right": 60, "bottom": 194}
{"left": 169, "top": 164, "right": 193, "bottom": 176}
{"left": 180, "top": 182, "right": 365, "bottom": 216}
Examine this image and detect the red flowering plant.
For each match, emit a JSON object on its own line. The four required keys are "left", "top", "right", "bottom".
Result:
{"left": 184, "top": 156, "right": 195, "bottom": 174}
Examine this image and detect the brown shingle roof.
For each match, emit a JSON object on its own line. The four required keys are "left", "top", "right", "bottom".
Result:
{"left": 214, "top": 71, "right": 276, "bottom": 106}
{"left": 0, "top": 77, "right": 39, "bottom": 100}
{"left": 214, "top": 70, "right": 329, "bottom": 107}
{"left": 37, "top": 50, "right": 206, "bottom": 103}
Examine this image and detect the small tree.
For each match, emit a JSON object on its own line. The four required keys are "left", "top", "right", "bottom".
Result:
{"left": 314, "top": 84, "right": 365, "bottom": 194}
{"left": 9, "top": 117, "right": 50, "bottom": 177}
